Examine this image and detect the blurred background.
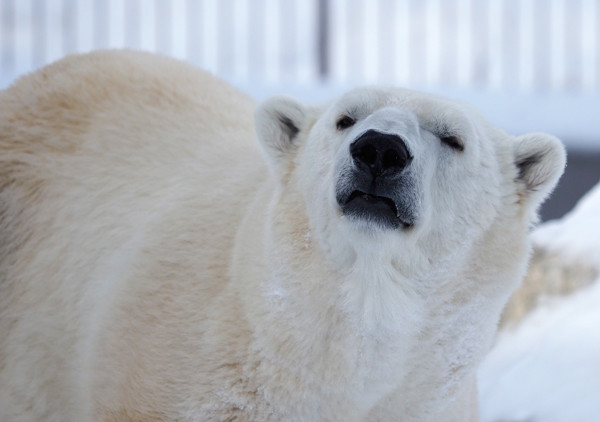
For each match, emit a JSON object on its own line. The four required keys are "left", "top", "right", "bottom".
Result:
{"left": 1, "top": 0, "right": 599, "bottom": 221}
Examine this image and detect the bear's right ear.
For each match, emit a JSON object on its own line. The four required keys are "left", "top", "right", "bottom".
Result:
{"left": 255, "top": 95, "right": 307, "bottom": 175}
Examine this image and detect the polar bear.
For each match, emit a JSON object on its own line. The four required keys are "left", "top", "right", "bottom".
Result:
{"left": 0, "top": 50, "right": 565, "bottom": 422}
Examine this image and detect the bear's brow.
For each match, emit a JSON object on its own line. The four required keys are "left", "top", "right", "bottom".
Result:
{"left": 341, "top": 104, "right": 365, "bottom": 118}
{"left": 431, "top": 121, "right": 464, "bottom": 139}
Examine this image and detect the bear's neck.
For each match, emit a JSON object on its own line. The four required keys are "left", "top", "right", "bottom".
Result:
{"left": 231, "top": 182, "right": 492, "bottom": 418}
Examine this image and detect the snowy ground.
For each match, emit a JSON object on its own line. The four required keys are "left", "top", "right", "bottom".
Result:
{"left": 479, "top": 183, "right": 600, "bottom": 422}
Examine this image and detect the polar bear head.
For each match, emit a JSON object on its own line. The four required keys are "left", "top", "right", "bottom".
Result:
{"left": 254, "top": 87, "right": 565, "bottom": 282}
{"left": 253, "top": 87, "right": 565, "bottom": 414}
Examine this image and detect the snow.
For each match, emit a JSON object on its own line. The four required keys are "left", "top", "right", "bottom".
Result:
{"left": 532, "top": 182, "right": 600, "bottom": 264}
{"left": 479, "top": 182, "right": 600, "bottom": 422}
{"left": 479, "top": 281, "right": 600, "bottom": 422}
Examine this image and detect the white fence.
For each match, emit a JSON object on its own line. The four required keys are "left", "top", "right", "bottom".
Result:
{"left": 1, "top": 0, "right": 599, "bottom": 94}
{"left": 330, "top": 0, "right": 599, "bottom": 92}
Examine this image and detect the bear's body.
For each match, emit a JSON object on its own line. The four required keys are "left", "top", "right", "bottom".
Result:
{"left": 0, "top": 51, "right": 565, "bottom": 421}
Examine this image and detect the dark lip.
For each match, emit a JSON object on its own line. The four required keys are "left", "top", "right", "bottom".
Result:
{"left": 346, "top": 190, "right": 399, "bottom": 215}
{"left": 343, "top": 190, "right": 413, "bottom": 229}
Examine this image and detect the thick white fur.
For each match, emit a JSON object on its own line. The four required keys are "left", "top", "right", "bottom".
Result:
{"left": 0, "top": 51, "right": 565, "bottom": 421}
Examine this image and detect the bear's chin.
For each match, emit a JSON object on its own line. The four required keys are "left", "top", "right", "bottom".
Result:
{"left": 341, "top": 190, "right": 413, "bottom": 230}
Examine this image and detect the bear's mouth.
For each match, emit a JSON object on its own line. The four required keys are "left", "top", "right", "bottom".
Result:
{"left": 342, "top": 190, "right": 412, "bottom": 229}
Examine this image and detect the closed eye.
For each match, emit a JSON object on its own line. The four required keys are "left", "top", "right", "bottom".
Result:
{"left": 440, "top": 135, "right": 464, "bottom": 152}
{"left": 336, "top": 115, "right": 356, "bottom": 131}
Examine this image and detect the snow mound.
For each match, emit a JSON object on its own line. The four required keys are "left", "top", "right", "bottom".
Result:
{"left": 479, "top": 181, "right": 600, "bottom": 422}
{"left": 533, "top": 181, "right": 600, "bottom": 265}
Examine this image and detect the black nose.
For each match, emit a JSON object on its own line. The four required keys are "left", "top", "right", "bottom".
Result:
{"left": 350, "top": 130, "right": 412, "bottom": 178}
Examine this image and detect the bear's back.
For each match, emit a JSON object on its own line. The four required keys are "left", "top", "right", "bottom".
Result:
{"left": 0, "top": 49, "right": 262, "bottom": 265}
{"left": 0, "top": 50, "right": 265, "bottom": 421}
{"left": 0, "top": 49, "right": 256, "bottom": 156}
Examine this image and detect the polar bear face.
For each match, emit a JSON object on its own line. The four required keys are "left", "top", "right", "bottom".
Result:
{"left": 255, "top": 87, "right": 565, "bottom": 279}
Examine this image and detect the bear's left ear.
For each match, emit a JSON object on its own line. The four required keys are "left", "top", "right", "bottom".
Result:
{"left": 255, "top": 95, "right": 307, "bottom": 175}
{"left": 513, "top": 132, "right": 566, "bottom": 213}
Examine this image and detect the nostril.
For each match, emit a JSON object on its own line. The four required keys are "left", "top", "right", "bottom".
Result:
{"left": 356, "top": 144, "right": 377, "bottom": 167}
{"left": 382, "top": 149, "right": 401, "bottom": 170}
